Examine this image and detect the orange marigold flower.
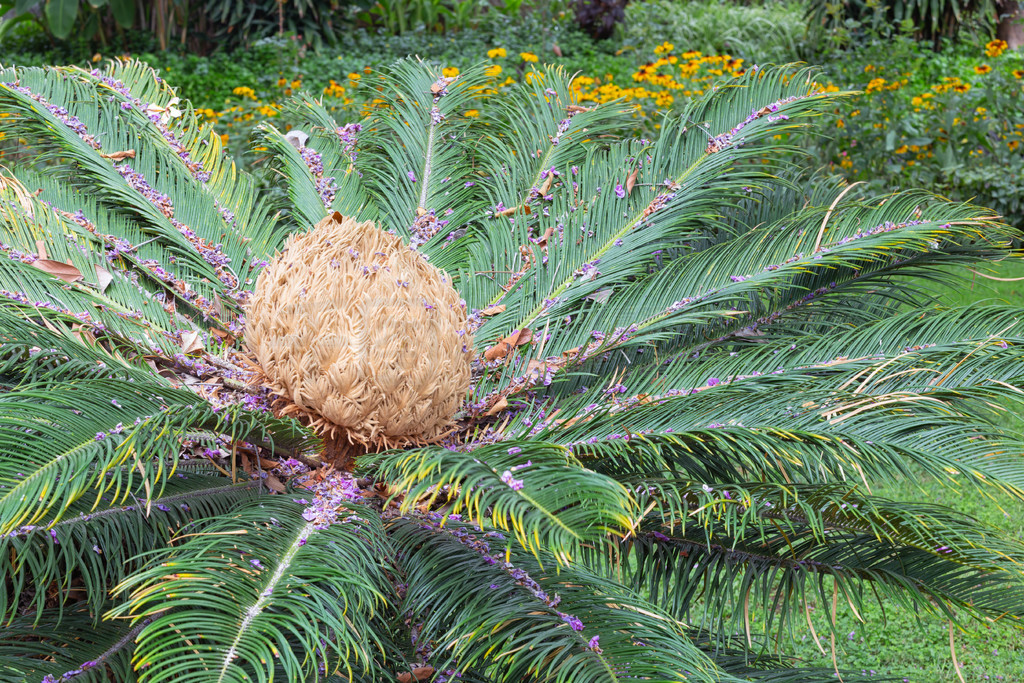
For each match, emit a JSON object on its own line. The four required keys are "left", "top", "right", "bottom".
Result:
{"left": 974, "top": 64, "right": 992, "bottom": 75}
{"left": 985, "top": 39, "right": 1008, "bottom": 58}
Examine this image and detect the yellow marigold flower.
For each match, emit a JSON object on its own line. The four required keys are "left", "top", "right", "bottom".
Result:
{"left": 348, "top": 72, "right": 361, "bottom": 81}
{"left": 291, "top": 80, "right": 302, "bottom": 89}
{"left": 653, "top": 41, "right": 674, "bottom": 55}
{"left": 952, "top": 83, "right": 971, "bottom": 93}
{"left": 220, "top": 133, "right": 229, "bottom": 144}
{"left": 464, "top": 109, "right": 480, "bottom": 117}
{"left": 487, "top": 47, "right": 507, "bottom": 59}
{"left": 865, "top": 77, "right": 886, "bottom": 93}
{"left": 911, "top": 96, "right": 924, "bottom": 106}
{"left": 974, "top": 64, "right": 992, "bottom": 74}
{"left": 442, "top": 66, "right": 460, "bottom": 77}
{"left": 277, "top": 78, "right": 287, "bottom": 87}
{"left": 1014, "top": 69, "right": 1024, "bottom": 79}
{"left": 484, "top": 64, "right": 502, "bottom": 78}
{"left": 894, "top": 144, "right": 908, "bottom": 154}
{"left": 232, "top": 86, "right": 256, "bottom": 99}
{"left": 1009, "top": 140, "right": 1020, "bottom": 151}
{"left": 836, "top": 119, "right": 845, "bottom": 129}
{"left": 520, "top": 52, "right": 539, "bottom": 62}
{"left": 985, "top": 39, "right": 1008, "bottom": 57}
{"left": 681, "top": 50, "right": 701, "bottom": 59}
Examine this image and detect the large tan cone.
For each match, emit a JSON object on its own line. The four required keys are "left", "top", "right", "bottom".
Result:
{"left": 246, "top": 212, "right": 473, "bottom": 458}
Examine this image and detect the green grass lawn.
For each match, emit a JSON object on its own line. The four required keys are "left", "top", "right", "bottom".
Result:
{"left": 781, "top": 475, "right": 1024, "bottom": 682}
{"left": 778, "top": 256, "right": 1024, "bottom": 681}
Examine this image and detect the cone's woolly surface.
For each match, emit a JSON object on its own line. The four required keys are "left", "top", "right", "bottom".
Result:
{"left": 246, "top": 212, "right": 473, "bottom": 451}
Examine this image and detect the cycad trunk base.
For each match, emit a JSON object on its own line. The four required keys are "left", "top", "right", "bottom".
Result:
{"left": 246, "top": 211, "right": 472, "bottom": 463}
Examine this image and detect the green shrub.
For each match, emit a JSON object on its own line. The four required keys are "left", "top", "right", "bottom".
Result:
{"left": 808, "top": 32, "right": 1024, "bottom": 231}
{"left": 623, "top": 0, "right": 813, "bottom": 65}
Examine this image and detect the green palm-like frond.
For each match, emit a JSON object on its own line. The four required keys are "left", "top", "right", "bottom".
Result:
{"left": 0, "top": 608, "right": 136, "bottom": 682}
{"left": 371, "top": 442, "right": 635, "bottom": 558}
{"left": 600, "top": 482, "right": 1024, "bottom": 635}
{"left": 0, "top": 377, "right": 308, "bottom": 535}
{"left": 0, "top": 468, "right": 264, "bottom": 623}
{"left": 111, "top": 497, "right": 395, "bottom": 682}
{"left": 389, "top": 515, "right": 739, "bottom": 683}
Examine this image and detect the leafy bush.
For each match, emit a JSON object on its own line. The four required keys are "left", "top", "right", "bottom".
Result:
{"left": 805, "top": 0, "right": 997, "bottom": 48}
{"left": 2, "top": 57, "right": 1024, "bottom": 682}
{"left": 810, "top": 34, "right": 1024, "bottom": 231}
{"left": 0, "top": 0, "right": 352, "bottom": 52}
{"left": 623, "top": 0, "right": 812, "bottom": 65}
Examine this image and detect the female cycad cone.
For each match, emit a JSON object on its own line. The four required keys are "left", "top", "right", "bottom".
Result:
{"left": 246, "top": 212, "right": 473, "bottom": 459}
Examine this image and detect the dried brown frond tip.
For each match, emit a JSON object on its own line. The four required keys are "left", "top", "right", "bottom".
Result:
{"left": 246, "top": 212, "right": 473, "bottom": 459}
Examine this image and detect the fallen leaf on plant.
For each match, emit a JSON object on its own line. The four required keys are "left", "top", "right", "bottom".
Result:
{"left": 33, "top": 259, "right": 83, "bottom": 283}
{"left": 100, "top": 150, "right": 136, "bottom": 161}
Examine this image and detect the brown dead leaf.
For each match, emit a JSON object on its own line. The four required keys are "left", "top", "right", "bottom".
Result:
{"left": 213, "top": 291, "right": 228, "bottom": 319}
{"left": 484, "top": 397, "right": 508, "bottom": 417}
{"left": 481, "top": 304, "right": 506, "bottom": 316}
{"left": 483, "top": 340, "right": 511, "bottom": 361}
{"left": 265, "top": 474, "right": 287, "bottom": 493}
{"left": 525, "top": 358, "right": 551, "bottom": 379}
{"left": 180, "top": 330, "right": 204, "bottom": 355}
{"left": 539, "top": 175, "right": 553, "bottom": 196}
{"left": 210, "top": 327, "right": 236, "bottom": 344}
{"left": 483, "top": 328, "right": 532, "bottom": 361}
{"left": 397, "top": 667, "right": 434, "bottom": 683}
{"left": 537, "top": 226, "right": 555, "bottom": 247}
{"left": 430, "top": 82, "right": 443, "bottom": 94}
{"left": 496, "top": 205, "right": 517, "bottom": 217}
{"left": 35, "top": 240, "right": 47, "bottom": 260}
{"left": 33, "top": 259, "right": 83, "bottom": 283}
{"left": 99, "top": 149, "right": 136, "bottom": 161}
{"left": 552, "top": 42, "right": 563, "bottom": 57}
{"left": 94, "top": 264, "right": 113, "bottom": 293}
{"left": 512, "top": 328, "right": 532, "bottom": 346}
{"left": 626, "top": 166, "right": 639, "bottom": 195}
{"left": 259, "top": 458, "right": 280, "bottom": 469}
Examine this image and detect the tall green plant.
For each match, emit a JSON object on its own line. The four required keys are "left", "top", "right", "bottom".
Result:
{"left": 806, "top": 0, "right": 997, "bottom": 48}
{"left": 0, "top": 57, "right": 1023, "bottom": 682}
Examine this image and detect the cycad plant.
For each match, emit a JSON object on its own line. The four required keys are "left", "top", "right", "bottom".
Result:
{"left": 1, "top": 58, "right": 1023, "bottom": 683}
